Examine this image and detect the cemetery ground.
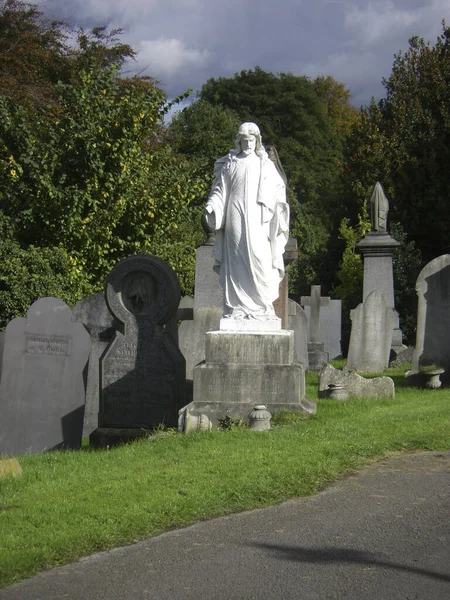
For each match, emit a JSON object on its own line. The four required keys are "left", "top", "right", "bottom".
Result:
{"left": 0, "top": 364, "right": 449, "bottom": 589}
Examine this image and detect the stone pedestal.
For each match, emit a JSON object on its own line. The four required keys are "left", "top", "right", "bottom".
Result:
{"left": 357, "top": 232, "right": 404, "bottom": 352}
{"left": 183, "top": 329, "right": 316, "bottom": 427}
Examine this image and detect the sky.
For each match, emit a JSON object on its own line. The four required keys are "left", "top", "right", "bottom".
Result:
{"left": 33, "top": 0, "right": 449, "bottom": 109}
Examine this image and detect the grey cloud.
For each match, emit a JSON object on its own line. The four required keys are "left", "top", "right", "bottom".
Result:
{"left": 34, "top": 0, "right": 450, "bottom": 105}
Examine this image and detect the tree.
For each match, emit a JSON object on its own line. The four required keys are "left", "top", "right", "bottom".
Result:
{"left": 199, "top": 68, "right": 343, "bottom": 206}
{"left": 342, "top": 22, "right": 450, "bottom": 262}
{"left": 177, "top": 68, "right": 357, "bottom": 297}
{"left": 0, "top": 1, "right": 136, "bottom": 112}
{"left": 0, "top": 2, "right": 205, "bottom": 326}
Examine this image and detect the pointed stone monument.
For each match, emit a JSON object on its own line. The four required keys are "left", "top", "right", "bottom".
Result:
{"left": 356, "top": 182, "right": 404, "bottom": 356}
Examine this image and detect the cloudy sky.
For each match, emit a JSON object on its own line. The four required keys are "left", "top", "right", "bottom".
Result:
{"left": 34, "top": 0, "right": 449, "bottom": 108}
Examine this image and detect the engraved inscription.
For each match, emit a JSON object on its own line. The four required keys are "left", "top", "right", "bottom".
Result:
{"left": 26, "top": 334, "right": 71, "bottom": 357}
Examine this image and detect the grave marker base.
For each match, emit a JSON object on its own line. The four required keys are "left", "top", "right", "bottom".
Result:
{"left": 186, "top": 330, "right": 316, "bottom": 427}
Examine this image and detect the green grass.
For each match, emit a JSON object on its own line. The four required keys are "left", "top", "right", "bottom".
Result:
{"left": 0, "top": 365, "right": 449, "bottom": 588}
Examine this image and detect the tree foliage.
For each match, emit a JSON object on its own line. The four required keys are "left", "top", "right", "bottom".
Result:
{"left": 342, "top": 23, "right": 450, "bottom": 262}
{"left": 0, "top": 2, "right": 204, "bottom": 326}
{"left": 173, "top": 68, "right": 356, "bottom": 297}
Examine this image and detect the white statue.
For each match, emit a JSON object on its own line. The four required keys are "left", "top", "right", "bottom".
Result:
{"left": 204, "top": 122, "right": 289, "bottom": 321}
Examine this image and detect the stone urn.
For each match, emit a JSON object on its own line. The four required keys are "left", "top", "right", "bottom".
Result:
{"left": 327, "top": 383, "right": 349, "bottom": 401}
{"left": 423, "top": 369, "right": 445, "bottom": 389}
{"left": 180, "top": 411, "right": 212, "bottom": 434}
{"left": 248, "top": 405, "right": 272, "bottom": 431}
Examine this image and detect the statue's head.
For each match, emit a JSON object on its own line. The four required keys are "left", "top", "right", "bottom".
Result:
{"left": 235, "top": 122, "right": 265, "bottom": 157}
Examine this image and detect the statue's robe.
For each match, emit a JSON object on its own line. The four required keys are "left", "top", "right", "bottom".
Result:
{"left": 205, "top": 151, "right": 289, "bottom": 319}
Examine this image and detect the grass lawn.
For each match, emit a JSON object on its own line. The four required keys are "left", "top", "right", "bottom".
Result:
{"left": 0, "top": 365, "right": 449, "bottom": 588}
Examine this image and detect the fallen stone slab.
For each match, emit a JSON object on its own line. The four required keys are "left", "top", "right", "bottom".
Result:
{"left": 319, "top": 363, "right": 395, "bottom": 399}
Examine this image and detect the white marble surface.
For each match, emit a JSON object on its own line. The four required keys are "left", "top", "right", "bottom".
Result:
{"left": 205, "top": 122, "right": 289, "bottom": 322}
{"left": 219, "top": 317, "right": 281, "bottom": 332}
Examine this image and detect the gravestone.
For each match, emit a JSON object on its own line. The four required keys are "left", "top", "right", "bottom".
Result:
{"left": 346, "top": 290, "right": 393, "bottom": 373}
{"left": 304, "top": 299, "right": 341, "bottom": 360}
{"left": 412, "top": 254, "right": 450, "bottom": 374}
{"left": 288, "top": 299, "right": 309, "bottom": 368}
{"left": 179, "top": 306, "right": 222, "bottom": 381}
{"left": 179, "top": 233, "right": 223, "bottom": 384}
{"left": 0, "top": 298, "right": 90, "bottom": 455}
{"left": 72, "top": 293, "right": 120, "bottom": 437}
{"left": 300, "top": 285, "right": 329, "bottom": 370}
{"left": 97, "top": 255, "right": 185, "bottom": 441}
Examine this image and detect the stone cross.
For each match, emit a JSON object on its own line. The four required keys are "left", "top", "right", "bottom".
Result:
{"left": 301, "top": 285, "right": 330, "bottom": 343}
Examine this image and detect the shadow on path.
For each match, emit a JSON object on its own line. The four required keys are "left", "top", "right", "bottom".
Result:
{"left": 250, "top": 543, "right": 450, "bottom": 583}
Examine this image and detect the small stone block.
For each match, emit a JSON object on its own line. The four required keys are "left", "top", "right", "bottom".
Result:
{"left": 205, "top": 330, "right": 294, "bottom": 365}
{"left": 0, "top": 458, "right": 22, "bottom": 478}
{"left": 194, "top": 362, "right": 306, "bottom": 406}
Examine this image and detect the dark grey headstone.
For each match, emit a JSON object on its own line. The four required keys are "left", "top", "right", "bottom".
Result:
{"left": 99, "top": 255, "right": 185, "bottom": 430}
{"left": 72, "top": 293, "right": 120, "bottom": 437}
{"left": 412, "top": 254, "right": 450, "bottom": 373}
{"left": 0, "top": 297, "right": 90, "bottom": 455}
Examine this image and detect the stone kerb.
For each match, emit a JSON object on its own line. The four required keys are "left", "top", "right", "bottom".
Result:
{"left": 412, "top": 254, "right": 450, "bottom": 374}
{"left": 97, "top": 255, "right": 185, "bottom": 436}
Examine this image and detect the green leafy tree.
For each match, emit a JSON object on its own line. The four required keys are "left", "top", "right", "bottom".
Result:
{"left": 0, "top": 65, "right": 204, "bottom": 296}
{"left": 0, "top": 3, "right": 206, "bottom": 325}
{"left": 342, "top": 22, "right": 450, "bottom": 262}
{"left": 178, "top": 69, "right": 357, "bottom": 296}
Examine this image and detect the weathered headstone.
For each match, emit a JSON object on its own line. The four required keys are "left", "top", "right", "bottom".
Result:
{"left": 178, "top": 230, "right": 223, "bottom": 385}
{"left": 304, "top": 299, "right": 342, "bottom": 360}
{"left": 412, "top": 254, "right": 450, "bottom": 374}
{"left": 97, "top": 255, "right": 185, "bottom": 438}
{"left": 0, "top": 298, "right": 90, "bottom": 455}
{"left": 72, "top": 293, "right": 120, "bottom": 437}
{"left": 288, "top": 299, "right": 309, "bottom": 368}
{"left": 300, "top": 285, "right": 329, "bottom": 370}
{"left": 346, "top": 290, "right": 393, "bottom": 373}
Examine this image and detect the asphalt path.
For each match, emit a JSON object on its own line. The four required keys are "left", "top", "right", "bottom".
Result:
{"left": 1, "top": 451, "right": 449, "bottom": 599}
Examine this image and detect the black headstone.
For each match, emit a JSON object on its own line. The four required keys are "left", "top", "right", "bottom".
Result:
{"left": 98, "top": 255, "right": 185, "bottom": 430}
{"left": 0, "top": 298, "right": 90, "bottom": 455}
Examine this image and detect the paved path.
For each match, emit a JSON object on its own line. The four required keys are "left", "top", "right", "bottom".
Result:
{"left": 1, "top": 451, "right": 449, "bottom": 599}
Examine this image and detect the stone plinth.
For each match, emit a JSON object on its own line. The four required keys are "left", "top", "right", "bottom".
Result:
{"left": 185, "top": 330, "right": 316, "bottom": 426}
{"left": 205, "top": 330, "right": 293, "bottom": 365}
